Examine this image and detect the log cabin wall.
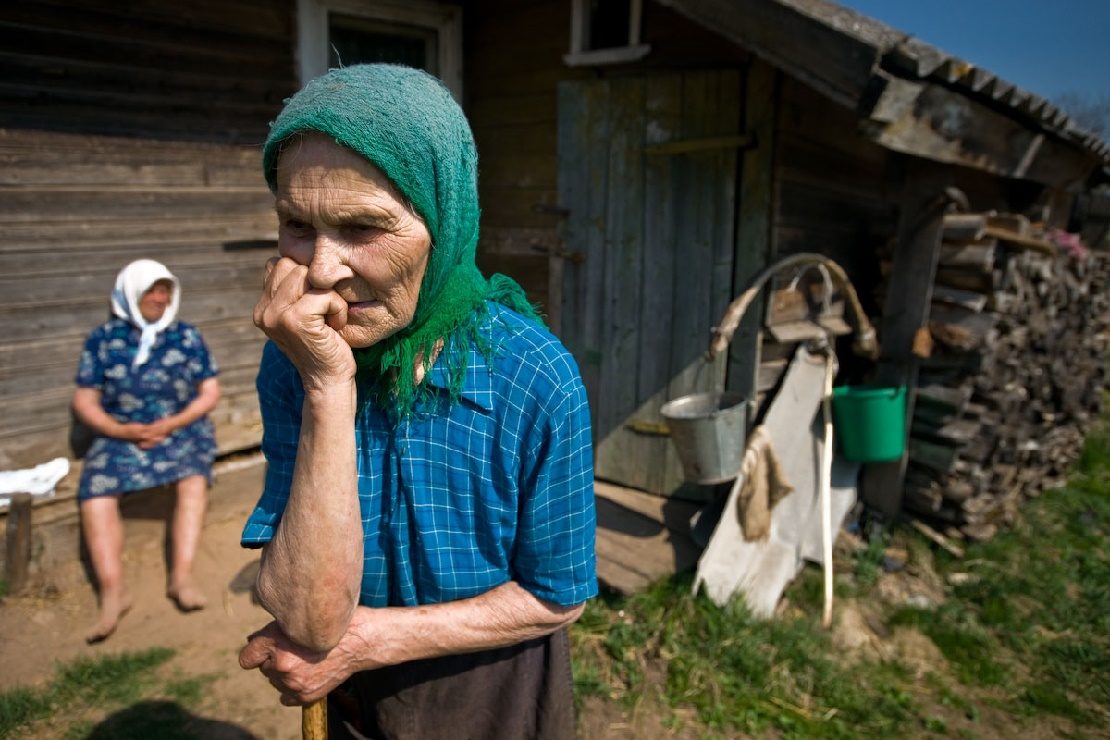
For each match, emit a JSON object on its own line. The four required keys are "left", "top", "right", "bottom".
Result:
{"left": 0, "top": 0, "right": 295, "bottom": 470}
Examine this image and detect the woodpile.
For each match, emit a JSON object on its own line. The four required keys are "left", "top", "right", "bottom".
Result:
{"left": 897, "top": 213, "right": 1109, "bottom": 540}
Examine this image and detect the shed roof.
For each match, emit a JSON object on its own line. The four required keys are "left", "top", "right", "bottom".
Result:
{"left": 660, "top": 0, "right": 1108, "bottom": 184}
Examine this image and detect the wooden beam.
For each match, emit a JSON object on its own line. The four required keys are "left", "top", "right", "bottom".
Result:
{"left": 860, "top": 159, "right": 951, "bottom": 519}
{"left": 862, "top": 74, "right": 1098, "bottom": 188}
{"left": 658, "top": 0, "right": 880, "bottom": 110}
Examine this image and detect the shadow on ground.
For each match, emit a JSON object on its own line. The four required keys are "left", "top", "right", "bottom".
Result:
{"left": 86, "top": 699, "right": 258, "bottom": 739}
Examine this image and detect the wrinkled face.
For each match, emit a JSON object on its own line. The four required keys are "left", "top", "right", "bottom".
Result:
{"left": 274, "top": 133, "right": 432, "bottom": 349}
{"left": 139, "top": 280, "right": 173, "bottom": 323}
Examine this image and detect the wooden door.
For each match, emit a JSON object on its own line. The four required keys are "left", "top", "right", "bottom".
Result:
{"left": 557, "top": 71, "right": 742, "bottom": 496}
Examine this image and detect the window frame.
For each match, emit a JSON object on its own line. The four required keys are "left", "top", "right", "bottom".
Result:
{"left": 564, "top": 0, "right": 651, "bottom": 67}
{"left": 296, "top": 0, "right": 463, "bottom": 101}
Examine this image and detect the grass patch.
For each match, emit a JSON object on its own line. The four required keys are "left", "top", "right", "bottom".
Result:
{"left": 0, "top": 648, "right": 193, "bottom": 738}
{"left": 573, "top": 410, "right": 1110, "bottom": 736}
{"left": 572, "top": 576, "right": 917, "bottom": 737}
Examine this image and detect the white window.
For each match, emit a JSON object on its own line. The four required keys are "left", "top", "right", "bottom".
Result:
{"left": 564, "top": 0, "right": 651, "bottom": 67}
{"left": 296, "top": 0, "right": 463, "bottom": 102}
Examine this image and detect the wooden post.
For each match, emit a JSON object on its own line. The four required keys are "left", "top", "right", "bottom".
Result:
{"left": 5, "top": 493, "right": 33, "bottom": 594}
{"left": 727, "top": 59, "right": 778, "bottom": 404}
{"left": 860, "top": 158, "right": 952, "bottom": 519}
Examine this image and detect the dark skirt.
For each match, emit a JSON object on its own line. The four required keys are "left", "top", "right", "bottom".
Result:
{"left": 327, "top": 629, "right": 576, "bottom": 740}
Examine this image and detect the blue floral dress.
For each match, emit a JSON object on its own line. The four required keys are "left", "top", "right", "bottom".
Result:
{"left": 75, "top": 318, "right": 219, "bottom": 500}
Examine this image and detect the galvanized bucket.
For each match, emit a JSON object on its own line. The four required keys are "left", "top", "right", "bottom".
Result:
{"left": 660, "top": 391, "right": 748, "bottom": 484}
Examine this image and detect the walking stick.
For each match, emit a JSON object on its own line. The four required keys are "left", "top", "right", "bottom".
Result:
{"left": 303, "top": 698, "right": 327, "bottom": 740}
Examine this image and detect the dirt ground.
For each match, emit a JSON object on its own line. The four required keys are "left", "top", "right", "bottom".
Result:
{"left": 1, "top": 457, "right": 1089, "bottom": 739}
{"left": 0, "top": 458, "right": 303, "bottom": 739}
{"left": 0, "top": 458, "right": 662, "bottom": 740}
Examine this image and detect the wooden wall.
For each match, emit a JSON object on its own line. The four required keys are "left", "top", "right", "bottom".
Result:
{"left": 466, "top": 0, "right": 749, "bottom": 330}
{"left": 0, "top": 0, "right": 293, "bottom": 142}
{"left": 0, "top": 0, "right": 294, "bottom": 470}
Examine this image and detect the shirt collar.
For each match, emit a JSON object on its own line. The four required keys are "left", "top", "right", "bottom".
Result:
{"left": 422, "top": 339, "right": 496, "bottom": 412}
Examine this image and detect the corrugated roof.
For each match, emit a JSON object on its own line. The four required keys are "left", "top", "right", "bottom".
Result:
{"left": 779, "top": 0, "right": 1109, "bottom": 163}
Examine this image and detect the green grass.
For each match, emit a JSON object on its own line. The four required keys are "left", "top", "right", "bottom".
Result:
{"left": 572, "top": 411, "right": 1110, "bottom": 736}
{"left": 573, "top": 577, "right": 918, "bottom": 738}
{"left": 0, "top": 648, "right": 190, "bottom": 738}
{"left": 888, "top": 415, "right": 1109, "bottom": 724}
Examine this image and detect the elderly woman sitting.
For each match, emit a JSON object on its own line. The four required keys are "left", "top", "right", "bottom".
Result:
{"left": 73, "top": 259, "right": 221, "bottom": 642}
{"left": 237, "top": 64, "right": 596, "bottom": 738}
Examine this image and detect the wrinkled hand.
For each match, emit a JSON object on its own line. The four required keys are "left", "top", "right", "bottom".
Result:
{"left": 239, "top": 620, "right": 367, "bottom": 706}
{"left": 253, "top": 257, "right": 356, "bottom": 390}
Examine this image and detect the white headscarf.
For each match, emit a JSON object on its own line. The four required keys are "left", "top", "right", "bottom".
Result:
{"left": 110, "top": 259, "right": 181, "bottom": 368}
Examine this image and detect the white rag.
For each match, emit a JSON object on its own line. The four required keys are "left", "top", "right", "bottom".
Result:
{"left": 0, "top": 457, "right": 70, "bottom": 507}
{"left": 110, "top": 259, "right": 181, "bottom": 368}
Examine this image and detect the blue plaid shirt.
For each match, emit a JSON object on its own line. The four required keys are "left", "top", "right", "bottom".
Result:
{"left": 241, "top": 303, "right": 597, "bottom": 608}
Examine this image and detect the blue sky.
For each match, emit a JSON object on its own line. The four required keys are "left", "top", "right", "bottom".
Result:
{"left": 836, "top": 1, "right": 1109, "bottom": 103}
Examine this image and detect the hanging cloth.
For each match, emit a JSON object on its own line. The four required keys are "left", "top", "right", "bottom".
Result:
{"left": 735, "top": 426, "right": 795, "bottom": 541}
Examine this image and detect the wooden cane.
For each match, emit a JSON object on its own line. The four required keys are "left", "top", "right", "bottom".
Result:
{"left": 303, "top": 697, "right": 327, "bottom": 740}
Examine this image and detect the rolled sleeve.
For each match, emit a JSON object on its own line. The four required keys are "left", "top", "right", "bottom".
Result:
{"left": 513, "top": 374, "right": 597, "bottom": 606}
{"left": 241, "top": 342, "right": 301, "bottom": 548}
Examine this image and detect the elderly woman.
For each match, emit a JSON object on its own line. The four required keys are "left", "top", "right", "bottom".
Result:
{"left": 237, "top": 65, "right": 596, "bottom": 738}
{"left": 73, "top": 259, "right": 221, "bottom": 643}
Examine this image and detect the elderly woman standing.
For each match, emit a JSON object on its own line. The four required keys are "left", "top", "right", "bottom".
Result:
{"left": 238, "top": 65, "right": 596, "bottom": 738}
{"left": 73, "top": 259, "right": 221, "bottom": 643}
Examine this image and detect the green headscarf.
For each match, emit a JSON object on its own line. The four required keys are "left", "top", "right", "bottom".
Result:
{"left": 262, "top": 64, "right": 542, "bottom": 416}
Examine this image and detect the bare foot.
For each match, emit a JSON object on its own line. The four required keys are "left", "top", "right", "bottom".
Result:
{"left": 167, "top": 577, "right": 207, "bottom": 612}
{"left": 85, "top": 590, "right": 133, "bottom": 644}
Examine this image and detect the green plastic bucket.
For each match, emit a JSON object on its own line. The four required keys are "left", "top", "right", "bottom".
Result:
{"left": 831, "top": 385, "right": 907, "bottom": 462}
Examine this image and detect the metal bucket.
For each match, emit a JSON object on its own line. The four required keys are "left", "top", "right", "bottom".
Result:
{"left": 660, "top": 391, "right": 748, "bottom": 484}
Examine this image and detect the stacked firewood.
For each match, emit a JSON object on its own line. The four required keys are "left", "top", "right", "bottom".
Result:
{"left": 901, "top": 213, "right": 1109, "bottom": 540}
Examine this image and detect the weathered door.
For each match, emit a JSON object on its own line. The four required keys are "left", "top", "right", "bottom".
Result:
{"left": 557, "top": 71, "right": 742, "bottom": 496}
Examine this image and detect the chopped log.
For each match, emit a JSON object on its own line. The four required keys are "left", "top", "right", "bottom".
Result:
{"left": 939, "top": 240, "right": 996, "bottom": 270}
{"left": 929, "top": 307, "right": 997, "bottom": 351}
{"left": 942, "top": 213, "right": 987, "bottom": 241}
{"left": 932, "top": 286, "right": 989, "bottom": 312}
{"left": 879, "top": 212, "right": 1109, "bottom": 544}
{"left": 911, "top": 416, "right": 982, "bottom": 445}
{"left": 935, "top": 267, "right": 995, "bottom": 292}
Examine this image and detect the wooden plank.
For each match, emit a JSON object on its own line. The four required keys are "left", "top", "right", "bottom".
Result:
{"left": 0, "top": 215, "right": 277, "bottom": 250}
{"left": 860, "top": 159, "right": 950, "bottom": 518}
{"left": 0, "top": 189, "right": 272, "bottom": 223}
{"left": 595, "top": 78, "right": 648, "bottom": 489}
{"left": 726, "top": 59, "right": 777, "bottom": 404}
{"left": 556, "top": 80, "right": 610, "bottom": 444}
{"left": 708, "top": 68, "right": 742, "bottom": 373}
{"left": 637, "top": 74, "right": 684, "bottom": 492}
{"left": 596, "top": 480, "right": 702, "bottom": 533}
{"left": 863, "top": 75, "right": 1097, "bottom": 188}
{"left": 695, "top": 347, "right": 856, "bottom": 614}
{"left": 663, "top": 71, "right": 725, "bottom": 486}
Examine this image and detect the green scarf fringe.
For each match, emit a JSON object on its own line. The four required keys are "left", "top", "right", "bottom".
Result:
{"left": 355, "top": 265, "right": 543, "bottom": 418}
